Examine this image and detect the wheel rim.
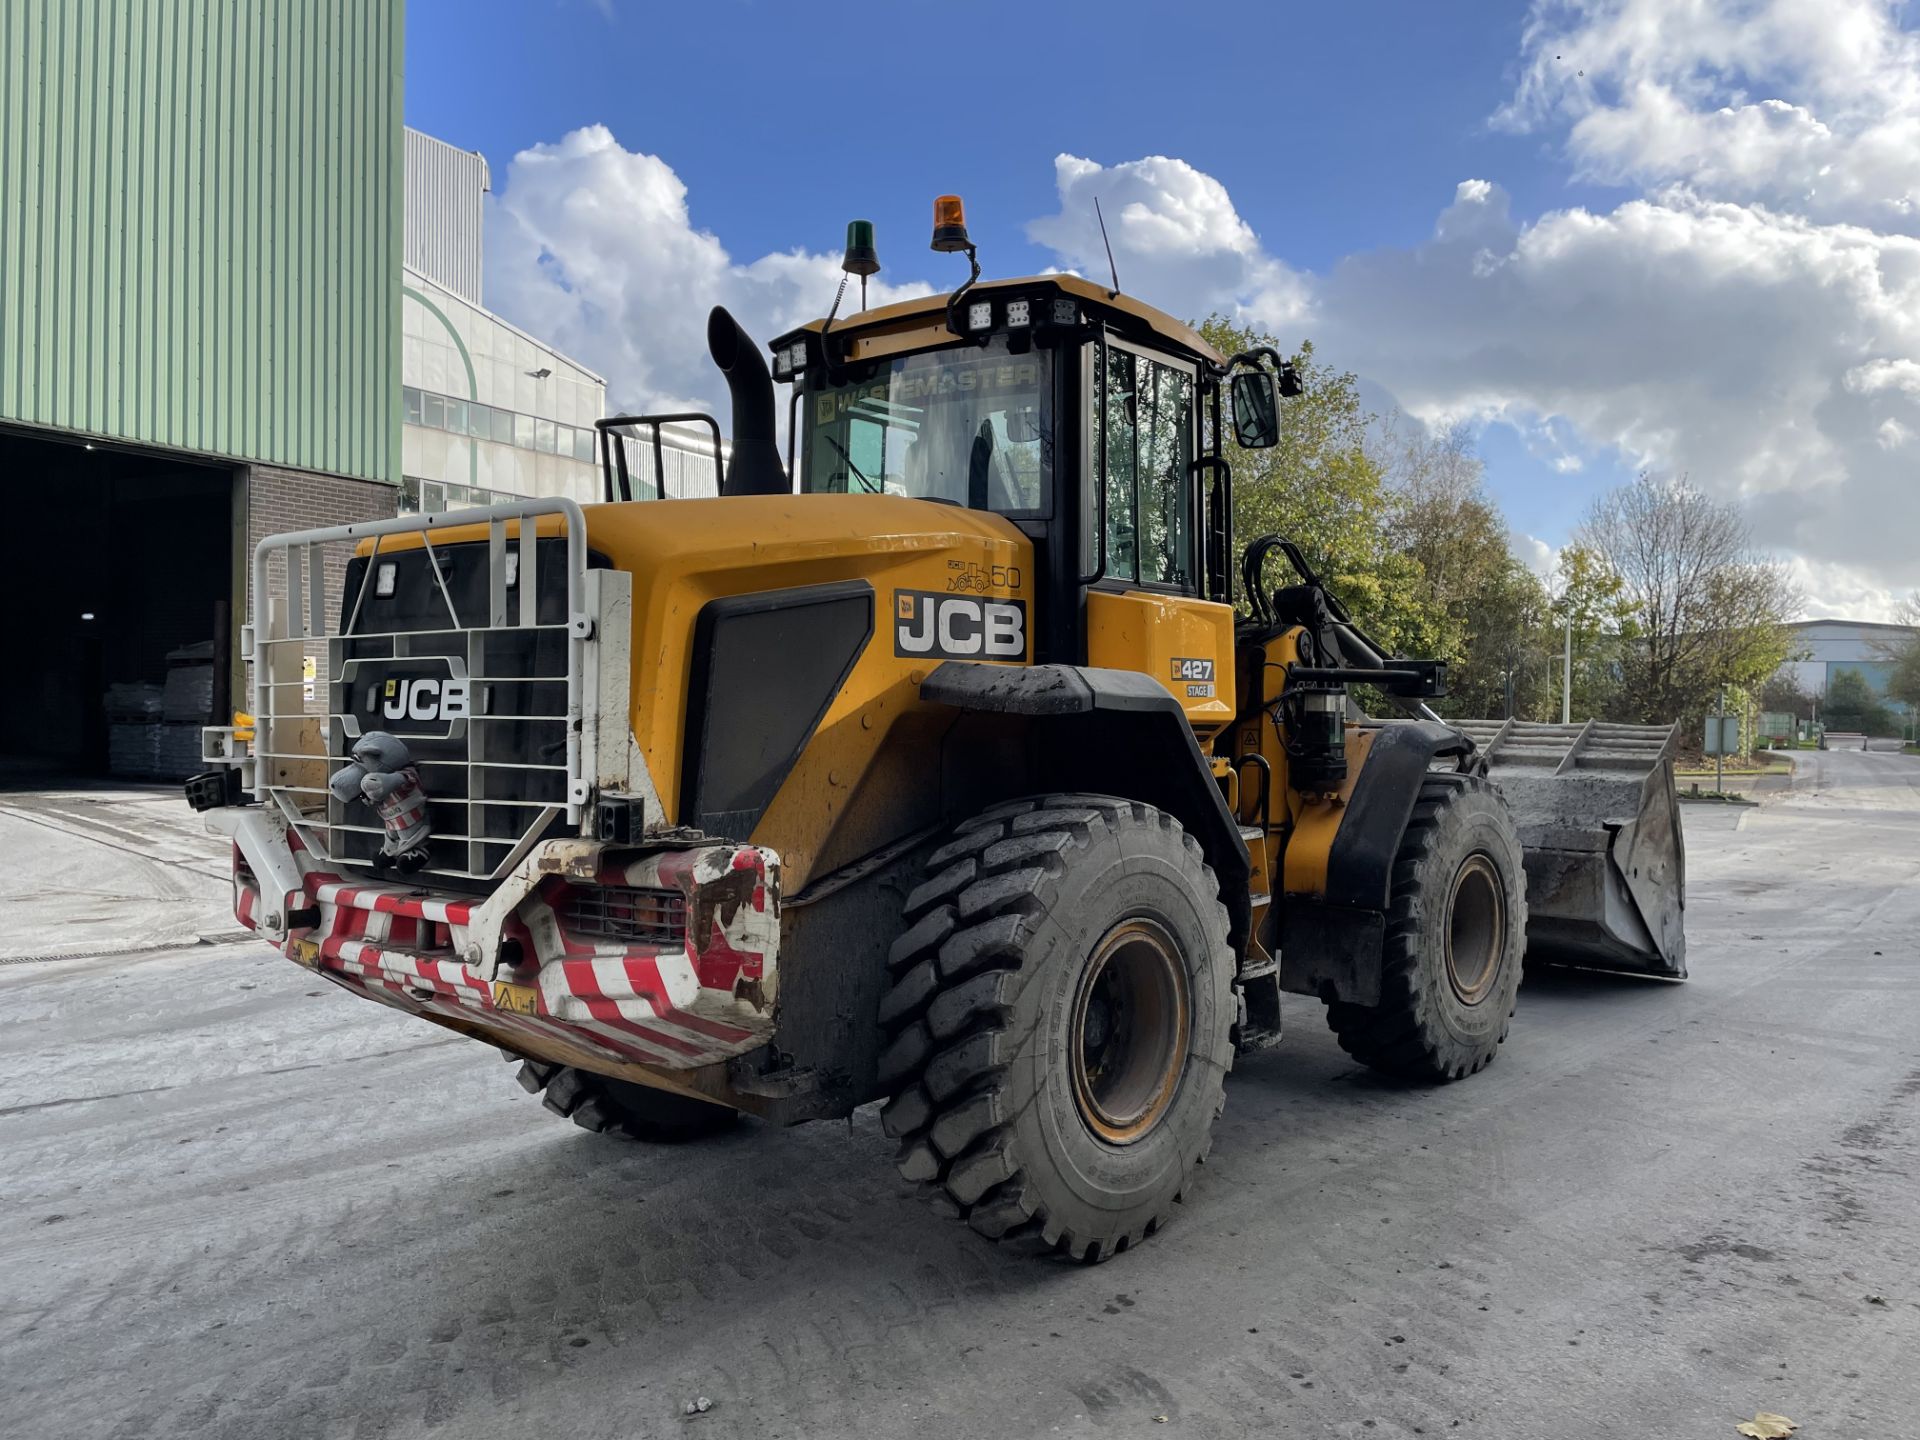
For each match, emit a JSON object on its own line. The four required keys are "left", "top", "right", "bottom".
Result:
{"left": 1069, "top": 918, "right": 1191, "bottom": 1145}
{"left": 1444, "top": 853, "right": 1506, "bottom": 1007}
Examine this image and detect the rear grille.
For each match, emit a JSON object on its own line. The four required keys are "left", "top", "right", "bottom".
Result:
{"left": 249, "top": 499, "right": 593, "bottom": 889}
{"left": 561, "top": 886, "right": 687, "bottom": 946}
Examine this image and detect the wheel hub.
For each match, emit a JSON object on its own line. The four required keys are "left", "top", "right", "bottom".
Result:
{"left": 1444, "top": 853, "right": 1505, "bottom": 1006}
{"left": 1069, "top": 918, "right": 1191, "bottom": 1145}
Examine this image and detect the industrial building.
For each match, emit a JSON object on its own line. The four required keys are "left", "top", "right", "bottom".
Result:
{"left": 0, "top": 8, "right": 710, "bottom": 779}
{"left": 398, "top": 128, "right": 724, "bottom": 515}
{"left": 0, "top": 0, "right": 404, "bottom": 775}
{"left": 400, "top": 128, "right": 608, "bottom": 512}
{"left": 1776, "top": 618, "right": 1917, "bottom": 699}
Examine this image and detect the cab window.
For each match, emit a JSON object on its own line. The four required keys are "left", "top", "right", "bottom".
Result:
{"left": 803, "top": 336, "right": 1051, "bottom": 515}
{"left": 1101, "top": 346, "right": 1195, "bottom": 589}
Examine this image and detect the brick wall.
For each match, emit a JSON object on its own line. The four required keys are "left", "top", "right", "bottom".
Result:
{"left": 244, "top": 465, "right": 400, "bottom": 716}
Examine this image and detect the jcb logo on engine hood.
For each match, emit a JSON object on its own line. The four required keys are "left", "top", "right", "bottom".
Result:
{"left": 894, "top": 590, "right": 1026, "bottom": 661}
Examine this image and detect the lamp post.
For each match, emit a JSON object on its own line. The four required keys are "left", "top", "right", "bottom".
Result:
{"left": 1562, "top": 609, "right": 1573, "bottom": 725}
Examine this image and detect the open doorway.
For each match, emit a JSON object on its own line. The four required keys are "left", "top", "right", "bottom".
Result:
{"left": 0, "top": 427, "right": 238, "bottom": 780}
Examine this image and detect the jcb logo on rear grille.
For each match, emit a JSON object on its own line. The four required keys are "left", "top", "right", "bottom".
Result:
{"left": 383, "top": 677, "right": 470, "bottom": 723}
{"left": 893, "top": 590, "right": 1026, "bottom": 660}
{"left": 343, "top": 656, "right": 472, "bottom": 741}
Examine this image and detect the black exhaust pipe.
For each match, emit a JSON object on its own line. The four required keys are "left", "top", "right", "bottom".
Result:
{"left": 707, "top": 306, "right": 789, "bottom": 497}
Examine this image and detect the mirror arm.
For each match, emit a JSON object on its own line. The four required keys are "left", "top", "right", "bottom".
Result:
{"left": 1220, "top": 346, "right": 1303, "bottom": 396}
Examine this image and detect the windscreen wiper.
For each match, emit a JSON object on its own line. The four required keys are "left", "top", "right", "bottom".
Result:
{"left": 823, "top": 435, "right": 881, "bottom": 493}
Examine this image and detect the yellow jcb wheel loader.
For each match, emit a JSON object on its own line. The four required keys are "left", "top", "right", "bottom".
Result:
{"left": 187, "top": 197, "right": 1684, "bottom": 1261}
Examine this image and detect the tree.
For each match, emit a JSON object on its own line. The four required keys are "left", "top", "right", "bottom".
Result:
{"left": 1873, "top": 593, "right": 1920, "bottom": 720}
{"left": 1378, "top": 413, "right": 1552, "bottom": 717}
{"left": 1546, "top": 543, "right": 1639, "bottom": 722}
{"left": 1574, "top": 473, "right": 1799, "bottom": 726}
{"left": 1822, "top": 668, "right": 1895, "bottom": 735}
{"left": 1199, "top": 318, "right": 1440, "bottom": 657}
{"left": 1756, "top": 670, "right": 1814, "bottom": 723}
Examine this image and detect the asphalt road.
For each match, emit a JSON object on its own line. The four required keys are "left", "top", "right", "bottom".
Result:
{"left": 3, "top": 751, "right": 1918, "bottom": 1440}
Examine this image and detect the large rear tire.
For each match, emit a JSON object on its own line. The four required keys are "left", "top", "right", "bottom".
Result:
{"left": 877, "top": 795, "right": 1235, "bottom": 1262}
{"left": 515, "top": 1061, "right": 739, "bottom": 1142}
{"left": 1325, "top": 772, "right": 1526, "bottom": 1081}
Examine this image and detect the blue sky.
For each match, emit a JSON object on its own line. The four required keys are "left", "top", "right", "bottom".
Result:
{"left": 404, "top": 0, "right": 1920, "bottom": 618}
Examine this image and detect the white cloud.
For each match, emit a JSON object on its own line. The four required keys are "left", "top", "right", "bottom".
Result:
{"left": 483, "top": 9, "right": 1920, "bottom": 620}
{"left": 1516, "top": 533, "right": 1561, "bottom": 581}
{"left": 1846, "top": 357, "right": 1920, "bottom": 396}
{"left": 1301, "top": 183, "right": 1920, "bottom": 602}
{"left": 1495, "top": 0, "right": 1920, "bottom": 229}
{"left": 1785, "top": 554, "right": 1904, "bottom": 620}
{"left": 998, "top": 10, "right": 1920, "bottom": 620}
{"left": 484, "top": 125, "right": 931, "bottom": 414}
{"left": 1026, "top": 155, "right": 1309, "bottom": 333}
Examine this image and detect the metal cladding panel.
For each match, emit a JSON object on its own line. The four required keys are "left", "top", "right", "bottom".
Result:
{"left": 403, "top": 127, "right": 487, "bottom": 305}
{"left": 0, "top": 0, "right": 402, "bottom": 483}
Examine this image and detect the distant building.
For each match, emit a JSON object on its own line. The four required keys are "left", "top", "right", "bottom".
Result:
{"left": 0, "top": 1, "right": 403, "bottom": 773}
{"left": 401, "top": 128, "right": 605, "bottom": 511}
{"left": 399, "top": 128, "right": 724, "bottom": 511}
{"left": 1777, "top": 619, "right": 1916, "bottom": 697}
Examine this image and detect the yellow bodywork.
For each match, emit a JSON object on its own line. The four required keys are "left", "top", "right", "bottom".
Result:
{"left": 363, "top": 513, "right": 1373, "bottom": 913}
{"left": 583, "top": 493, "right": 1033, "bottom": 891}
{"left": 797, "top": 274, "right": 1225, "bottom": 369}
{"left": 1216, "top": 622, "right": 1383, "bottom": 911}
{"left": 1087, "top": 591, "right": 1236, "bottom": 739}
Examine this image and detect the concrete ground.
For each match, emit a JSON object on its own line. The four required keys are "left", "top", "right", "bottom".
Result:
{"left": 2, "top": 750, "right": 1917, "bottom": 1440}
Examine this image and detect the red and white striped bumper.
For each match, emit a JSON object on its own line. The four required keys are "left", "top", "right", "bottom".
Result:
{"left": 217, "top": 810, "right": 780, "bottom": 1073}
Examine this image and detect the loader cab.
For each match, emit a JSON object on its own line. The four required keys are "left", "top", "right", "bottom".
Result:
{"left": 771, "top": 274, "right": 1243, "bottom": 674}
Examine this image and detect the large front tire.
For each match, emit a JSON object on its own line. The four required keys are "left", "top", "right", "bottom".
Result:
{"left": 877, "top": 795, "right": 1235, "bottom": 1262}
{"left": 1325, "top": 772, "right": 1527, "bottom": 1081}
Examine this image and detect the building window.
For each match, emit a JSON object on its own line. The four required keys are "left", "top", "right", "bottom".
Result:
{"left": 400, "top": 383, "right": 605, "bottom": 464}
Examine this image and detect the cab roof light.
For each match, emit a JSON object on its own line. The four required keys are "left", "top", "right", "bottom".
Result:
{"left": 1005, "top": 298, "right": 1032, "bottom": 328}
{"left": 772, "top": 338, "right": 809, "bottom": 381}
{"left": 931, "top": 195, "right": 971, "bottom": 253}
{"left": 842, "top": 219, "right": 880, "bottom": 277}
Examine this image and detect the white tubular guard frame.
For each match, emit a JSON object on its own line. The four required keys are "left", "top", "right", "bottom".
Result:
{"left": 244, "top": 497, "right": 593, "bottom": 884}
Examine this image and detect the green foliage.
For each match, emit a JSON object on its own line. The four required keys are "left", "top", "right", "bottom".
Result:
{"left": 1197, "top": 326, "right": 1803, "bottom": 733}
{"left": 1199, "top": 318, "right": 1437, "bottom": 657}
{"left": 1757, "top": 670, "right": 1815, "bottom": 722}
{"left": 1546, "top": 543, "right": 1638, "bottom": 722}
{"left": 1876, "top": 594, "right": 1920, "bottom": 714}
{"left": 1822, "top": 668, "right": 1896, "bottom": 735}
{"left": 1378, "top": 414, "right": 1553, "bottom": 718}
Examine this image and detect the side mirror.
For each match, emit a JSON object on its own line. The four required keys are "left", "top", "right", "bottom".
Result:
{"left": 1229, "top": 370, "right": 1282, "bottom": 449}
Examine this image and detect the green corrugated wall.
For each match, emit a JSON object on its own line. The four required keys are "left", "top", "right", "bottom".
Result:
{"left": 0, "top": 0, "right": 402, "bottom": 483}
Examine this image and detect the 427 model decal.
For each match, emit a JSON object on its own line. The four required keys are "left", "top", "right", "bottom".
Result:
{"left": 893, "top": 590, "right": 1026, "bottom": 661}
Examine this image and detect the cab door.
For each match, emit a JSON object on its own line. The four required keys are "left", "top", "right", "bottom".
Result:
{"left": 1084, "top": 337, "right": 1235, "bottom": 740}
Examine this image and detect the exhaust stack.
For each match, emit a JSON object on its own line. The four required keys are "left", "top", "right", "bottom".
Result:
{"left": 707, "top": 306, "right": 789, "bottom": 497}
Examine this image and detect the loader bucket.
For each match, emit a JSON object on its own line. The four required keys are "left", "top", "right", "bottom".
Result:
{"left": 1451, "top": 720, "right": 1687, "bottom": 979}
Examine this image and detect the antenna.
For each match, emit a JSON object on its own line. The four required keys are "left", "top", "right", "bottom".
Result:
{"left": 1094, "top": 196, "right": 1121, "bottom": 297}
